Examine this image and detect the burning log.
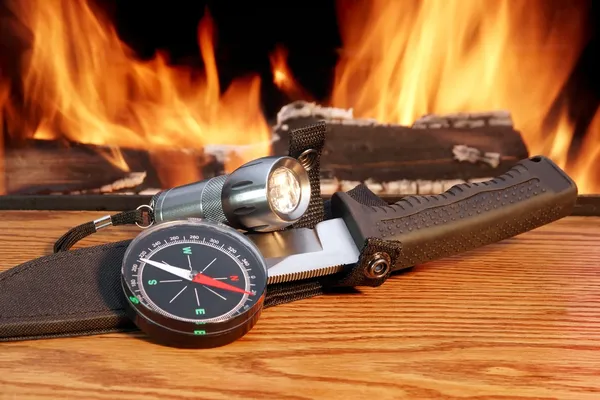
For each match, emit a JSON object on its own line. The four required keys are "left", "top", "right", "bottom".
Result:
{"left": 3, "top": 101, "right": 530, "bottom": 197}
{"left": 5, "top": 140, "right": 134, "bottom": 194}
{"left": 3, "top": 139, "right": 227, "bottom": 195}
{"left": 272, "top": 101, "right": 529, "bottom": 192}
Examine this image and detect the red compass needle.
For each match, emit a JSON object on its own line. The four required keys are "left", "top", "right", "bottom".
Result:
{"left": 192, "top": 273, "right": 253, "bottom": 295}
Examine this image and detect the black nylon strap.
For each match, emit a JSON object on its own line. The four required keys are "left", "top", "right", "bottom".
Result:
{"left": 53, "top": 209, "right": 152, "bottom": 252}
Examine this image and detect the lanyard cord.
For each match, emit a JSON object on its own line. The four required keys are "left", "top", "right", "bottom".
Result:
{"left": 53, "top": 205, "right": 153, "bottom": 253}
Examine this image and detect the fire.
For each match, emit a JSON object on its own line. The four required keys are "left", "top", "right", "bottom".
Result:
{"left": 571, "top": 109, "right": 600, "bottom": 193}
{"left": 330, "top": 0, "right": 597, "bottom": 193}
{"left": 269, "top": 46, "right": 314, "bottom": 102}
{"left": 0, "top": 0, "right": 271, "bottom": 187}
{"left": 1, "top": 0, "right": 597, "bottom": 195}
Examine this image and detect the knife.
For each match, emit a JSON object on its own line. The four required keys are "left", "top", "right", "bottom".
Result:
{"left": 248, "top": 155, "right": 578, "bottom": 284}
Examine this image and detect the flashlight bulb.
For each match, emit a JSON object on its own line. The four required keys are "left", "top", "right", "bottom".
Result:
{"left": 268, "top": 167, "right": 302, "bottom": 214}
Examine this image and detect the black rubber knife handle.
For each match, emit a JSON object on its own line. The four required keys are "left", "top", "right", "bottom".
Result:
{"left": 330, "top": 155, "right": 578, "bottom": 271}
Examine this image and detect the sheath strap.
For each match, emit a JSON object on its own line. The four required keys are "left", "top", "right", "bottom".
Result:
{"left": 287, "top": 121, "right": 326, "bottom": 229}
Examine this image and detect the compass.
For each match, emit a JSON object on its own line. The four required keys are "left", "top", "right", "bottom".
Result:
{"left": 121, "top": 219, "right": 268, "bottom": 348}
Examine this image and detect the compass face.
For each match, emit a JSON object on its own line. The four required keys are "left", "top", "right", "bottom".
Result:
{"left": 138, "top": 240, "right": 258, "bottom": 321}
{"left": 121, "top": 220, "right": 267, "bottom": 331}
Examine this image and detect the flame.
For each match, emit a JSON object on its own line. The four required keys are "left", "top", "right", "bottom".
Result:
{"left": 542, "top": 103, "right": 575, "bottom": 171}
{"left": 330, "top": 0, "right": 596, "bottom": 192}
{"left": 269, "top": 46, "right": 314, "bottom": 102}
{"left": 571, "top": 108, "right": 600, "bottom": 193}
{"left": 1, "top": 0, "right": 270, "bottom": 187}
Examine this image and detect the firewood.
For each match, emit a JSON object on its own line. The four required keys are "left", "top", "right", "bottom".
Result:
{"left": 3, "top": 139, "right": 226, "bottom": 195}
{"left": 271, "top": 101, "right": 529, "bottom": 183}
{"left": 5, "top": 140, "right": 133, "bottom": 194}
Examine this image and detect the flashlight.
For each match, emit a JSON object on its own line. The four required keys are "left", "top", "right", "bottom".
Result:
{"left": 150, "top": 156, "right": 311, "bottom": 232}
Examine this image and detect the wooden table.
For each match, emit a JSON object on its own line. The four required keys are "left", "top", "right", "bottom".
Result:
{"left": 0, "top": 211, "right": 599, "bottom": 399}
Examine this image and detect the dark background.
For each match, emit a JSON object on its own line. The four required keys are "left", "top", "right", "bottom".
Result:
{"left": 108, "top": 0, "right": 343, "bottom": 119}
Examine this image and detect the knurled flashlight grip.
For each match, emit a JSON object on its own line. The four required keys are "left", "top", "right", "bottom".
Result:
{"left": 151, "top": 175, "right": 229, "bottom": 225}
{"left": 330, "top": 155, "right": 578, "bottom": 271}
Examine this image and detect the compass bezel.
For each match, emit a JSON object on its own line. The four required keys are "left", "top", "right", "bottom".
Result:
{"left": 120, "top": 219, "right": 268, "bottom": 347}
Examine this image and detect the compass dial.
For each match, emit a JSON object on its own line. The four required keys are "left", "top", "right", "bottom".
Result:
{"left": 121, "top": 219, "right": 267, "bottom": 348}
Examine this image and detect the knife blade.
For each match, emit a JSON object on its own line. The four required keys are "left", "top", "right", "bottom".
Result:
{"left": 248, "top": 156, "right": 578, "bottom": 285}
{"left": 248, "top": 218, "right": 360, "bottom": 284}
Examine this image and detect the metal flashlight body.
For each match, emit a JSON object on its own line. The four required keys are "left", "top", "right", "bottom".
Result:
{"left": 150, "top": 156, "right": 311, "bottom": 232}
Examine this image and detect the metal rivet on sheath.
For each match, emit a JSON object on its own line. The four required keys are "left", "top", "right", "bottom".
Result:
{"left": 365, "top": 252, "right": 391, "bottom": 279}
{"left": 297, "top": 148, "right": 318, "bottom": 171}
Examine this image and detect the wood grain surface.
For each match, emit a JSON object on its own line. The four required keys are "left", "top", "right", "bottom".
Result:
{"left": 0, "top": 211, "right": 599, "bottom": 399}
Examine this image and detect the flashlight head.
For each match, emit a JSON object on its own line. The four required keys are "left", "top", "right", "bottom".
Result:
{"left": 222, "top": 156, "right": 311, "bottom": 232}
{"left": 268, "top": 167, "right": 302, "bottom": 214}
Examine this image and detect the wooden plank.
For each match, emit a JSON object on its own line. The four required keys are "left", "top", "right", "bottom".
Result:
{"left": 0, "top": 211, "right": 599, "bottom": 398}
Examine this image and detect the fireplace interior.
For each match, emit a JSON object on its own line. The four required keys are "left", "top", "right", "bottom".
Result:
{"left": 0, "top": 0, "right": 598, "bottom": 208}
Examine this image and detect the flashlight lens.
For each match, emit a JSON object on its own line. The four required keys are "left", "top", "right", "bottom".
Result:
{"left": 268, "top": 167, "right": 302, "bottom": 214}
